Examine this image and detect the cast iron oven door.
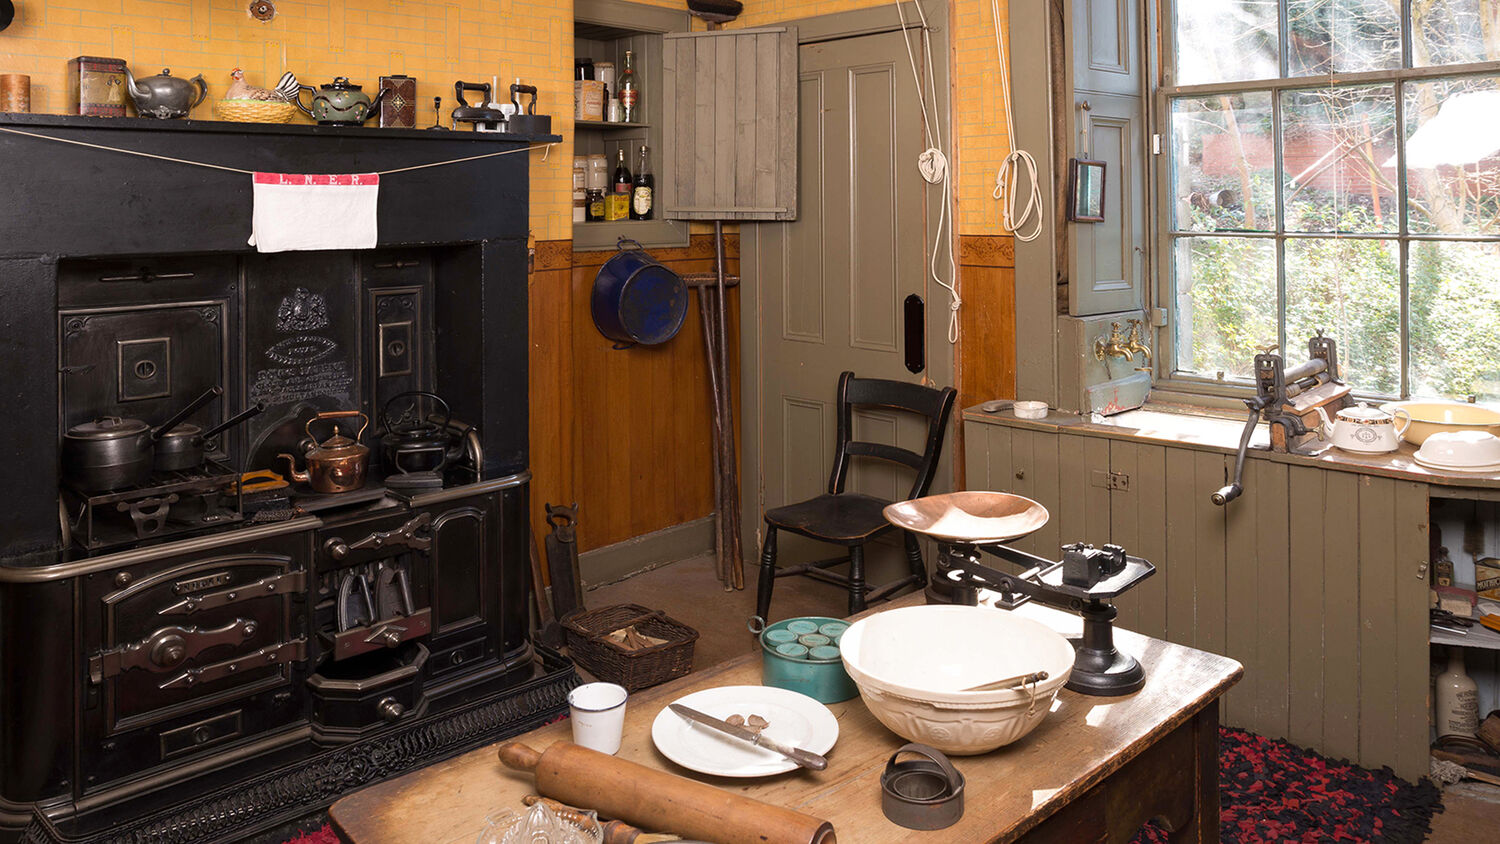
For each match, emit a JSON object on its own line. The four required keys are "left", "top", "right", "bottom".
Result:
{"left": 86, "top": 545, "right": 303, "bottom": 737}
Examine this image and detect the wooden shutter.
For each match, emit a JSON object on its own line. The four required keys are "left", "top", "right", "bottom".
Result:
{"left": 1068, "top": 0, "right": 1145, "bottom": 316}
{"left": 661, "top": 27, "right": 798, "bottom": 221}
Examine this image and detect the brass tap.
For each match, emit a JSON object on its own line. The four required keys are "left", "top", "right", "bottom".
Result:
{"left": 1123, "top": 318, "right": 1153, "bottom": 372}
{"left": 1094, "top": 321, "right": 1133, "bottom": 362}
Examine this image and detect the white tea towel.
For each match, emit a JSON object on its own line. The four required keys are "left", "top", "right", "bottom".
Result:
{"left": 248, "top": 172, "right": 379, "bottom": 253}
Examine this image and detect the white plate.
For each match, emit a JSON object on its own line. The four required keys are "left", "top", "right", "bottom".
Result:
{"left": 651, "top": 685, "right": 838, "bottom": 777}
{"left": 1413, "top": 453, "right": 1500, "bottom": 473}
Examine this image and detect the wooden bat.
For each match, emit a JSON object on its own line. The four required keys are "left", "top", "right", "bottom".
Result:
{"left": 498, "top": 741, "right": 836, "bottom": 844}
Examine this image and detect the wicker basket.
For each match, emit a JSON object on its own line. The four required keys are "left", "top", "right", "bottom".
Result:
{"left": 563, "top": 604, "right": 698, "bottom": 692}
{"left": 213, "top": 98, "right": 301, "bottom": 124}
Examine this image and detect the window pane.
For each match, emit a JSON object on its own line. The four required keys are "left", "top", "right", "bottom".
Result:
{"left": 1174, "top": 1, "right": 1279, "bottom": 85}
{"left": 1173, "top": 237, "right": 1277, "bottom": 379}
{"left": 1285, "top": 238, "right": 1401, "bottom": 394}
{"left": 1404, "top": 75, "right": 1500, "bottom": 235}
{"left": 1282, "top": 85, "right": 1399, "bottom": 234}
{"left": 1412, "top": 0, "right": 1500, "bottom": 67}
{"left": 1410, "top": 240, "right": 1500, "bottom": 401}
{"left": 1171, "top": 93, "right": 1275, "bottom": 232}
{"left": 1287, "top": 0, "right": 1402, "bottom": 75}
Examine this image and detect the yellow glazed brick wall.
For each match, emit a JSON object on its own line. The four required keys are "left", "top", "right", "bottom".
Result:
{"left": 0, "top": 0, "right": 1014, "bottom": 239}
{"left": 0, "top": 0, "right": 576, "bottom": 240}
{"left": 723, "top": 0, "right": 1013, "bottom": 236}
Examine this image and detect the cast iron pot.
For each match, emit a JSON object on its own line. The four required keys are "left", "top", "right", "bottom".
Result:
{"left": 61, "top": 386, "right": 222, "bottom": 491}
{"left": 155, "top": 402, "right": 265, "bottom": 472}
{"left": 591, "top": 238, "right": 688, "bottom": 348}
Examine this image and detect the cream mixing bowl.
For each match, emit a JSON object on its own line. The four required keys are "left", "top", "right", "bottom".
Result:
{"left": 839, "top": 604, "right": 1075, "bottom": 755}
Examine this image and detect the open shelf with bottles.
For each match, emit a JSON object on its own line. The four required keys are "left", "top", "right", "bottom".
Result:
{"left": 573, "top": 0, "right": 689, "bottom": 251}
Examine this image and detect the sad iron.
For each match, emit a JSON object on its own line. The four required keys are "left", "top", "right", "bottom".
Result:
{"left": 451, "top": 81, "right": 505, "bottom": 131}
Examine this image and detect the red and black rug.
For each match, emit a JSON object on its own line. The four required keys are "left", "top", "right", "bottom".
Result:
{"left": 278, "top": 726, "right": 1443, "bottom": 844}
{"left": 1134, "top": 727, "right": 1443, "bottom": 843}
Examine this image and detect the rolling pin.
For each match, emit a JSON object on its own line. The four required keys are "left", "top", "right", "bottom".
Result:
{"left": 498, "top": 741, "right": 836, "bottom": 844}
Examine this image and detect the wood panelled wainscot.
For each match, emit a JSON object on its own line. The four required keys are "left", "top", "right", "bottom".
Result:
{"left": 964, "top": 407, "right": 1436, "bottom": 780}
{"left": 528, "top": 235, "right": 739, "bottom": 557}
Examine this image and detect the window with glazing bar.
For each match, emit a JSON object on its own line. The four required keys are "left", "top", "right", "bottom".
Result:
{"left": 1161, "top": 1, "right": 1500, "bottom": 401}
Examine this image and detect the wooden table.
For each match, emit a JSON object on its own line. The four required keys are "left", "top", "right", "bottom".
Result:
{"left": 331, "top": 595, "right": 1241, "bottom": 843}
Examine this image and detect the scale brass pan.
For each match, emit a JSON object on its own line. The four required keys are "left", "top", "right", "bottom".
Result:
{"left": 882, "top": 491, "right": 1049, "bottom": 544}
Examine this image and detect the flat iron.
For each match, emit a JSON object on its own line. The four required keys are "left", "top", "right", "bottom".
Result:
{"left": 450, "top": 81, "right": 505, "bottom": 131}
{"left": 504, "top": 81, "right": 550, "bottom": 135}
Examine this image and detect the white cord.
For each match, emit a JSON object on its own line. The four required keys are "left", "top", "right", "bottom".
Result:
{"left": 896, "top": 0, "right": 961, "bottom": 344}
{"left": 990, "top": 0, "right": 1043, "bottom": 242}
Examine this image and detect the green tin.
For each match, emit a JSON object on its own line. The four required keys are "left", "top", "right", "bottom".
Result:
{"left": 749, "top": 615, "right": 859, "bottom": 703}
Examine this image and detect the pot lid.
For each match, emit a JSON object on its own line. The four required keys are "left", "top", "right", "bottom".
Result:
{"left": 67, "top": 416, "right": 150, "bottom": 440}
{"left": 157, "top": 422, "right": 204, "bottom": 439}
{"left": 310, "top": 431, "right": 368, "bottom": 458}
{"left": 321, "top": 76, "right": 361, "bottom": 91}
{"left": 1337, "top": 402, "right": 1393, "bottom": 423}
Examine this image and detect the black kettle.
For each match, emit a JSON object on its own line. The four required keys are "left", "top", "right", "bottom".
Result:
{"left": 378, "top": 392, "right": 464, "bottom": 475}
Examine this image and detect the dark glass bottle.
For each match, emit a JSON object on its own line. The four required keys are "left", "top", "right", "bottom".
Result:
{"left": 631, "top": 145, "right": 654, "bottom": 220}
{"left": 608, "top": 149, "right": 633, "bottom": 221}
{"left": 612, "top": 148, "right": 632, "bottom": 194}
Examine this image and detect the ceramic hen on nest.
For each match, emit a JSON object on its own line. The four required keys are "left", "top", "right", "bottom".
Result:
{"left": 226, "top": 68, "right": 300, "bottom": 101}
{"left": 215, "top": 68, "right": 302, "bottom": 123}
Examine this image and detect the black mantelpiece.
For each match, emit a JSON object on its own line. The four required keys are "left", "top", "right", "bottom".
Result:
{"left": 0, "top": 115, "right": 575, "bottom": 843}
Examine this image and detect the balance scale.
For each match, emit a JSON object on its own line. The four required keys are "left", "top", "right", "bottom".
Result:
{"left": 884, "top": 491, "right": 1156, "bottom": 696}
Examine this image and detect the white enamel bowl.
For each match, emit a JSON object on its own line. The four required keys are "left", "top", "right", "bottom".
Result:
{"left": 1414, "top": 430, "right": 1500, "bottom": 471}
{"left": 839, "top": 605, "right": 1075, "bottom": 755}
{"left": 1379, "top": 400, "right": 1500, "bottom": 445}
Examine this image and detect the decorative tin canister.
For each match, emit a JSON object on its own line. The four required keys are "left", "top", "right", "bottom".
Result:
{"left": 749, "top": 615, "right": 859, "bottom": 704}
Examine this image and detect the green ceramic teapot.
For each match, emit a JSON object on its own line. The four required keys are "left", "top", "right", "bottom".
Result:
{"left": 294, "top": 77, "right": 385, "bottom": 126}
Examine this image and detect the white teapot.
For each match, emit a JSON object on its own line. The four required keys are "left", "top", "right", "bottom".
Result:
{"left": 1315, "top": 402, "right": 1411, "bottom": 453}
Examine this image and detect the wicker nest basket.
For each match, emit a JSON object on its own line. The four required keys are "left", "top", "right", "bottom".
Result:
{"left": 213, "top": 98, "right": 301, "bottom": 124}
{"left": 563, "top": 603, "right": 699, "bottom": 692}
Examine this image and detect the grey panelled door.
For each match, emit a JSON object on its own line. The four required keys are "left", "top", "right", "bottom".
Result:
{"left": 744, "top": 29, "right": 946, "bottom": 570}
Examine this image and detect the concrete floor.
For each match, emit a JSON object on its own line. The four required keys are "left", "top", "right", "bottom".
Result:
{"left": 586, "top": 553, "right": 1500, "bottom": 842}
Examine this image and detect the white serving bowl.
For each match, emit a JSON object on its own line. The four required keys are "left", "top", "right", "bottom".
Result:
{"left": 1415, "top": 430, "right": 1500, "bottom": 471}
{"left": 1379, "top": 400, "right": 1500, "bottom": 445}
{"left": 839, "top": 605, "right": 1075, "bottom": 755}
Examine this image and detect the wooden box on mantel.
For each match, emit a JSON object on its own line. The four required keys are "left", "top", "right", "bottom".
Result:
{"left": 661, "top": 27, "right": 798, "bottom": 221}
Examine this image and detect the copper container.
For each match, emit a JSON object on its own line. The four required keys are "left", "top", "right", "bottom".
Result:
{"left": 278, "top": 411, "right": 370, "bottom": 494}
{"left": 379, "top": 74, "right": 417, "bottom": 128}
{"left": 0, "top": 74, "right": 30, "bottom": 113}
{"left": 66, "top": 56, "right": 128, "bottom": 116}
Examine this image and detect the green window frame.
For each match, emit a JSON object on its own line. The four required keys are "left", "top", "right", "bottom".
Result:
{"left": 1154, "top": 0, "right": 1500, "bottom": 403}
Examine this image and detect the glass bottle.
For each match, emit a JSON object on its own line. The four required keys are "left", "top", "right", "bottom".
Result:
{"left": 619, "top": 50, "right": 639, "bottom": 123}
{"left": 607, "top": 148, "right": 632, "bottom": 221}
{"left": 631, "top": 145, "right": 654, "bottom": 220}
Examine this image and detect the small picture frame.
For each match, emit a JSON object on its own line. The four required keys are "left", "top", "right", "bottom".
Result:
{"left": 1068, "top": 158, "right": 1107, "bottom": 222}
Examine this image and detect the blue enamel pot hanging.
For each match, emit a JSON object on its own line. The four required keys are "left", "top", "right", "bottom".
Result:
{"left": 591, "top": 238, "right": 688, "bottom": 348}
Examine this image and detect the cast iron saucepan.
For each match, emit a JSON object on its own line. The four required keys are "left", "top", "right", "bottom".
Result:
{"left": 154, "top": 400, "right": 266, "bottom": 472}
{"left": 61, "top": 387, "right": 221, "bottom": 491}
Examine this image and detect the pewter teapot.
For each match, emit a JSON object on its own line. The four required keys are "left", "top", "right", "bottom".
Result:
{"left": 125, "top": 68, "right": 208, "bottom": 119}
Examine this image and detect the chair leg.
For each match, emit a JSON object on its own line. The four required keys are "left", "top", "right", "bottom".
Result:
{"left": 848, "top": 544, "right": 867, "bottom": 616}
{"left": 903, "top": 531, "right": 927, "bottom": 588}
{"left": 755, "top": 526, "right": 779, "bottom": 621}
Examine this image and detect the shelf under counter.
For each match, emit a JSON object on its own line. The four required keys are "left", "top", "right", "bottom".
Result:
{"left": 575, "top": 120, "right": 650, "bottom": 129}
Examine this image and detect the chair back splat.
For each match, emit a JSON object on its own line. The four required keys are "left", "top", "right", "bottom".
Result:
{"left": 828, "top": 371, "right": 957, "bottom": 501}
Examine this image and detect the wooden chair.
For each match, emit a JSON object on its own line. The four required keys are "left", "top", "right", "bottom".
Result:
{"left": 755, "top": 372, "right": 957, "bottom": 619}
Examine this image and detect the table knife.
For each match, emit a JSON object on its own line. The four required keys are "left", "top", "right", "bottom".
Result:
{"left": 668, "top": 703, "right": 828, "bottom": 771}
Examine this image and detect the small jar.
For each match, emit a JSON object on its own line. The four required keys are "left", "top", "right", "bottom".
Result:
{"left": 798, "top": 633, "right": 831, "bottom": 648}
{"left": 786, "top": 620, "right": 819, "bottom": 635}
{"left": 585, "top": 189, "right": 605, "bottom": 222}
{"left": 774, "top": 642, "right": 810, "bottom": 659}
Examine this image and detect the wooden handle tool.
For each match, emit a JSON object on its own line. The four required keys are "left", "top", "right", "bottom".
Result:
{"left": 498, "top": 741, "right": 836, "bottom": 844}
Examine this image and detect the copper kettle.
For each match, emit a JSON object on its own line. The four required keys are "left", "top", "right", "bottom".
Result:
{"left": 278, "top": 411, "right": 370, "bottom": 494}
